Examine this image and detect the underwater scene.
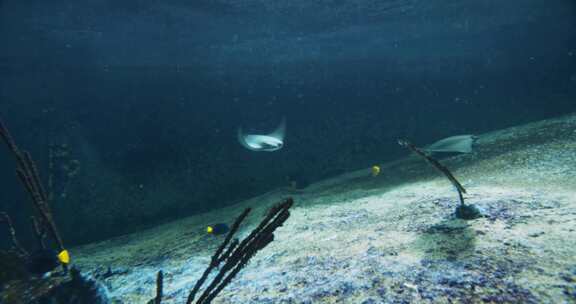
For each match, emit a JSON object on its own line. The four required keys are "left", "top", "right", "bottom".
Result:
{"left": 1, "top": 0, "right": 576, "bottom": 303}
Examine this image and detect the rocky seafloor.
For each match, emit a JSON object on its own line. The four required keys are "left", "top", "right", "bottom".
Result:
{"left": 72, "top": 113, "right": 576, "bottom": 303}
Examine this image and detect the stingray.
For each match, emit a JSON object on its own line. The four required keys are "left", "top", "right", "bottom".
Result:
{"left": 423, "top": 134, "right": 476, "bottom": 154}
{"left": 238, "top": 118, "right": 286, "bottom": 152}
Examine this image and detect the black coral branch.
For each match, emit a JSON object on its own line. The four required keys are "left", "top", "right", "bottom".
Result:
{"left": 399, "top": 140, "right": 482, "bottom": 219}
{"left": 399, "top": 139, "right": 467, "bottom": 206}
{"left": 186, "top": 197, "right": 294, "bottom": 304}
{"left": 0, "top": 212, "right": 28, "bottom": 257}
{"left": 147, "top": 270, "right": 164, "bottom": 304}
{"left": 0, "top": 118, "right": 66, "bottom": 254}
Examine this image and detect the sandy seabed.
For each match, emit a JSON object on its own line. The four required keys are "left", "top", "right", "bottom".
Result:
{"left": 74, "top": 114, "right": 576, "bottom": 303}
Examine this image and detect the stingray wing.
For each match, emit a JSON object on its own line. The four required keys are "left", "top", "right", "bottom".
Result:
{"left": 267, "top": 117, "right": 286, "bottom": 141}
{"left": 424, "top": 134, "right": 475, "bottom": 153}
{"left": 237, "top": 127, "right": 255, "bottom": 150}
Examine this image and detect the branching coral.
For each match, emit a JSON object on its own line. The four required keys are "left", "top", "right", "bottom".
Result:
{"left": 399, "top": 140, "right": 482, "bottom": 219}
{"left": 0, "top": 118, "right": 66, "bottom": 255}
{"left": 192, "top": 198, "right": 293, "bottom": 303}
{"left": 0, "top": 118, "right": 112, "bottom": 303}
{"left": 148, "top": 198, "right": 294, "bottom": 304}
{"left": 0, "top": 212, "right": 27, "bottom": 257}
{"left": 147, "top": 271, "right": 164, "bottom": 304}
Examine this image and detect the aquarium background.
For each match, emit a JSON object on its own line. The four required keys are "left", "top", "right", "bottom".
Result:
{"left": 0, "top": 0, "right": 575, "bottom": 246}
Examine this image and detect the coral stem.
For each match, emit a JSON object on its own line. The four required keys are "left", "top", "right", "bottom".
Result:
{"left": 399, "top": 139, "right": 467, "bottom": 206}
{"left": 0, "top": 212, "right": 28, "bottom": 257}
{"left": 187, "top": 198, "right": 293, "bottom": 304}
{"left": 0, "top": 118, "right": 66, "bottom": 255}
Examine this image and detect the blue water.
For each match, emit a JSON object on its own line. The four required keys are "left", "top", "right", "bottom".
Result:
{"left": 1, "top": 0, "right": 575, "bottom": 246}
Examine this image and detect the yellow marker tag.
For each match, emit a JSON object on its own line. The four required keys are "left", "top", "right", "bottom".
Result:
{"left": 371, "top": 165, "right": 381, "bottom": 177}
{"left": 58, "top": 249, "right": 70, "bottom": 264}
{"left": 207, "top": 226, "right": 213, "bottom": 234}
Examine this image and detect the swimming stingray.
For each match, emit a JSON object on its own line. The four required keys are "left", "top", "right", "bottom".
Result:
{"left": 238, "top": 118, "right": 286, "bottom": 152}
{"left": 423, "top": 134, "right": 476, "bottom": 154}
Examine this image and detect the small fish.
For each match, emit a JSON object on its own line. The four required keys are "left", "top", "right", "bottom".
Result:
{"left": 26, "top": 249, "right": 69, "bottom": 275}
{"left": 371, "top": 165, "right": 381, "bottom": 177}
{"left": 238, "top": 118, "right": 286, "bottom": 152}
{"left": 58, "top": 249, "right": 70, "bottom": 264}
{"left": 423, "top": 135, "right": 476, "bottom": 154}
{"left": 207, "top": 223, "right": 230, "bottom": 235}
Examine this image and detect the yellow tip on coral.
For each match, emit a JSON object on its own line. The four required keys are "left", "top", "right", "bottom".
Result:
{"left": 57, "top": 249, "right": 70, "bottom": 264}
{"left": 207, "top": 226, "right": 213, "bottom": 234}
{"left": 371, "top": 165, "right": 381, "bottom": 177}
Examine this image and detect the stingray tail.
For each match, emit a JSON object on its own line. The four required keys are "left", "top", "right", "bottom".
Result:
{"left": 237, "top": 127, "right": 247, "bottom": 148}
